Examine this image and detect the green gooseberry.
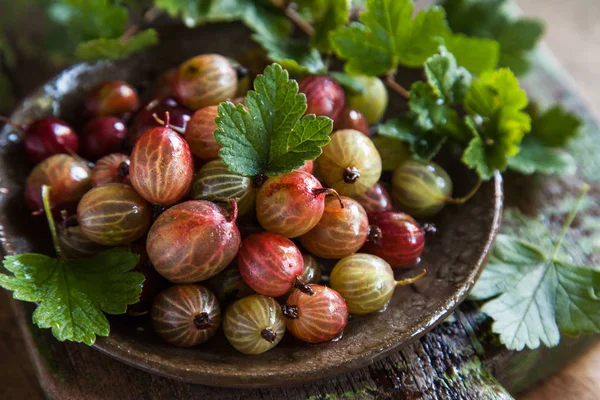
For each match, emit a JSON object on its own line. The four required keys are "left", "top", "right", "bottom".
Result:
{"left": 392, "top": 160, "right": 453, "bottom": 218}
{"left": 372, "top": 136, "right": 411, "bottom": 171}
{"left": 346, "top": 76, "right": 388, "bottom": 124}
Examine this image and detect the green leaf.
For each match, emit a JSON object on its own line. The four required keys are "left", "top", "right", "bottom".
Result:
{"left": 76, "top": 29, "right": 159, "bottom": 61}
{"left": 462, "top": 68, "right": 531, "bottom": 179}
{"left": 214, "top": 63, "right": 333, "bottom": 177}
{"left": 154, "top": 0, "right": 212, "bottom": 27}
{"left": 441, "top": 0, "right": 544, "bottom": 76}
{"left": 0, "top": 248, "right": 143, "bottom": 345}
{"left": 328, "top": 71, "right": 367, "bottom": 95}
{"left": 529, "top": 105, "right": 583, "bottom": 147}
{"left": 311, "top": 0, "right": 351, "bottom": 53}
{"left": 331, "top": 0, "right": 448, "bottom": 75}
{"left": 48, "top": 0, "right": 128, "bottom": 41}
{"left": 508, "top": 136, "right": 577, "bottom": 176}
{"left": 252, "top": 34, "right": 326, "bottom": 76}
{"left": 444, "top": 33, "right": 500, "bottom": 75}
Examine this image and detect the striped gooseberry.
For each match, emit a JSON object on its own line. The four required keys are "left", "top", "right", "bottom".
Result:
{"left": 191, "top": 159, "right": 257, "bottom": 217}
{"left": 172, "top": 54, "right": 237, "bottom": 110}
{"left": 392, "top": 160, "right": 453, "bottom": 218}
{"left": 329, "top": 254, "right": 426, "bottom": 315}
{"left": 283, "top": 284, "right": 348, "bottom": 343}
{"left": 350, "top": 183, "right": 393, "bottom": 213}
{"left": 185, "top": 106, "right": 221, "bottom": 160}
{"left": 58, "top": 226, "right": 109, "bottom": 259}
{"left": 91, "top": 153, "right": 130, "bottom": 187}
{"left": 77, "top": 184, "right": 151, "bottom": 246}
{"left": 238, "top": 232, "right": 306, "bottom": 297}
{"left": 129, "top": 115, "right": 194, "bottom": 205}
{"left": 334, "top": 108, "right": 370, "bottom": 137}
{"left": 361, "top": 212, "right": 427, "bottom": 268}
{"left": 299, "top": 196, "right": 369, "bottom": 259}
{"left": 151, "top": 284, "right": 221, "bottom": 347}
{"left": 256, "top": 171, "right": 338, "bottom": 238}
{"left": 223, "top": 294, "right": 285, "bottom": 355}
{"left": 316, "top": 129, "right": 382, "bottom": 197}
{"left": 207, "top": 265, "right": 255, "bottom": 304}
{"left": 299, "top": 75, "right": 345, "bottom": 121}
{"left": 83, "top": 80, "right": 139, "bottom": 118}
{"left": 25, "top": 154, "right": 92, "bottom": 213}
{"left": 146, "top": 200, "right": 241, "bottom": 283}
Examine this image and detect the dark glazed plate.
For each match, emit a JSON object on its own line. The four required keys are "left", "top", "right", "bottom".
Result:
{"left": 0, "top": 24, "right": 503, "bottom": 388}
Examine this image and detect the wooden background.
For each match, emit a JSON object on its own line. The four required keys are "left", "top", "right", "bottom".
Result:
{"left": 1, "top": 0, "right": 600, "bottom": 399}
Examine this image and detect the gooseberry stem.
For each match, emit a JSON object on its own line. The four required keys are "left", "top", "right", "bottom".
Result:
{"left": 313, "top": 188, "right": 344, "bottom": 209}
{"left": 193, "top": 312, "right": 212, "bottom": 330}
{"left": 260, "top": 327, "right": 278, "bottom": 343}
{"left": 293, "top": 276, "right": 315, "bottom": 295}
{"left": 41, "top": 185, "right": 62, "bottom": 259}
{"left": 442, "top": 178, "right": 483, "bottom": 205}
{"left": 281, "top": 304, "right": 299, "bottom": 319}
{"left": 552, "top": 183, "right": 590, "bottom": 260}
{"left": 283, "top": 3, "right": 315, "bottom": 36}
{"left": 0, "top": 116, "right": 25, "bottom": 131}
{"left": 384, "top": 74, "right": 410, "bottom": 100}
{"left": 395, "top": 269, "right": 427, "bottom": 287}
{"left": 117, "top": 161, "right": 130, "bottom": 177}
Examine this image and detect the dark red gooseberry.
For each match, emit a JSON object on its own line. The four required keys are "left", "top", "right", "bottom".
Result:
{"left": 77, "top": 184, "right": 152, "bottom": 246}
{"left": 284, "top": 285, "right": 348, "bottom": 343}
{"left": 147, "top": 200, "right": 241, "bottom": 283}
{"left": 299, "top": 76, "right": 345, "bottom": 122}
{"left": 154, "top": 68, "right": 177, "bottom": 98}
{"left": 350, "top": 183, "right": 393, "bottom": 213}
{"left": 185, "top": 105, "right": 221, "bottom": 160}
{"left": 25, "top": 154, "right": 92, "bottom": 213}
{"left": 130, "top": 123, "right": 194, "bottom": 205}
{"left": 7, "top": 117, "right": 80, "bottom": 163}
{"left": 296, "top": 160, "right": 314, "bottom": 174}
{"left": 92, "top": 153, "right": 130, "bottom": 187}
{"left": 83, "top": 80, "right": 140, "bottom": 118}
{"left": 172, "top": 54, "right": 237, "bottom": 110}
{"left": 256, "top": 171, "right": 333, "bottom": 238}
{"left": 361, "top": 212, "right": 426, "bottom": 268}
{"left": 127, "top": 97, "right": 192, "bottom": 147}
{"left": 299, "top": 196, "right": 369, "bottom": 259}
{"left": 238, "top": 232, "right": 305, "bottom": 297}
{"left": 80, "top": 117, "right": 127, "bottom": 160}
{"left": 334, "top": 108, "right": 370, "bottom": 137}
{"left": 151, "top": 284, "right": 221, "bottom": 347}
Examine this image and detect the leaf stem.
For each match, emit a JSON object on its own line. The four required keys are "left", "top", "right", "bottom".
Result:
{"left": 284, "top": 4, "right": 315, "bottom": 36}
{"left": 442, "top": 178, "right": 483, "bottom": 205}
{"left": 120, "top": 6, "right": 161, "bottom": 42}
{"left": 552, "top": 183, "right": 590, "bottom": 260}
{"left": 41, "top": 185, "right": 62, "bottom": 259}
{"left": 384, "top": 74, "right": 410, "bottom": 100}
{"left": 395, "top": 269, "right": 427, "bottom": 287}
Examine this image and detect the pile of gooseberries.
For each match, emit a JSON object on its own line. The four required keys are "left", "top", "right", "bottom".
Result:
{"left": 8, "top": 52, "right": 468, "bottom": 355}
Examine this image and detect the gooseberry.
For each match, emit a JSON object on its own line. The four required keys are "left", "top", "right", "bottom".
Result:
{"left": 299, "top": 75, "right": 345, "bottom": 121}
{"left": 191, "top": 159, "right": 256, "bottom": 216}
{"left": 58, "top": 225, "right": 109, "bottom": 259}
{"left": 154, "top": 68, "right": 177, "bottom": 98}
{"left": 127, "top": 97, "right": 192, "bottom": 146}
{"left": 296, "top": 160, "right": 314, "bottom": 174}
{"left": 223, "top": 294, "right": 285, "bottom": 355}
{"left": 146, "top": 200, "right": 241, "bottom": 283}
{"left": 372, "top": 136, "right": 411, "bottom": 171}
{"left": 346, "top": 76, "right": 388, "bottom": 124}
{"left": 300, "top": 254, "right": 322, "bottom": 285}
{"left": 91, "top": 153, "right": 130, "bottom": 187}
{"left": 316, "top": 129, "right": 382, "bottom": 197}
{"left": 185, "top": 106, "right": 221, "bottom": 160}
{"left": 238, "top": 232, "right": 305, "bottom": 297}
{"left": 283, "top": 285, "right": 348, "bottom": 343}
{"left": 128, "top": 244, "right": 170, "bottom": 316}
{"left": 330, "top": 254, "right": 426, "bottom": 315}
{"left": 392, "top": 160, "right": 453, "bottom": 218}
{"left": 299, "top": 196, "right": 369, "bottom": 259}
{"left": 130, "top": 117, "right": 194, "bottom": 205}
{"left": 207, "top": 265, "right": 255, "bottom": 304}
{"left": 80, "top": 117, "right": 127, "bottom": 160}
{"left": 361, "top": 212, "right": 426, "bottom": 268}
{"left": 1, "top": 117, "right": 79, "bottom": 163}
{"left": 334, "top": 108, "right": 370, "bottom": 137}
{"left": 256, "top": 171, "right": 336, "bottom": 238}
{"left": 25, "top": 154, "right": 92, "bottom": 213}
{"left": 172, "top": 54, "right": 237, "bottom": 110}
{"left": 83, "top": 80, "right": 139, "bottom": 118}
{"left": 350, "top": 183, "right": 393, "bottom": 213}
{"left": 77, "top": 183, "right": 152, "bottom": 246}
{"left": 151, "top": 284, "right": 221, "bottom": 347}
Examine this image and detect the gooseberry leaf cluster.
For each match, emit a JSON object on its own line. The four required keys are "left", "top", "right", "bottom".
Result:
{"left": 76, "top": 29, "right": 159, "bottom": 61}
{"left": 214, "top": 63, "right": 333, "bottom": 177}
{"left": 471, "top": 188, "right": 600, "bottom": 350}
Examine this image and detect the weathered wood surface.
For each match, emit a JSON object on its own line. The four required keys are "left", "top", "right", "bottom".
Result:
{"left": 2, "top": 1, "right": 600, "bottom": 400}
